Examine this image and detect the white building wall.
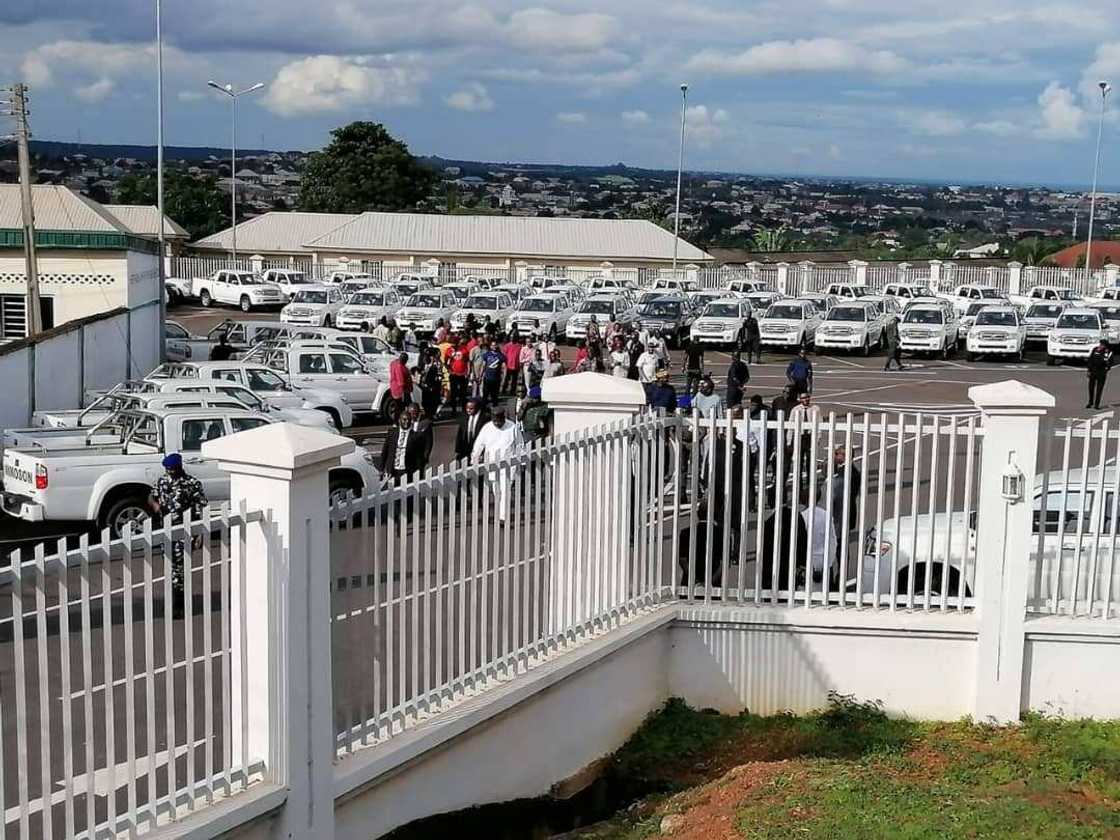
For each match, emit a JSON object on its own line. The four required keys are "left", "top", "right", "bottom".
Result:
{"left": 0, "top": 250, "right": 129, "bottom": 328}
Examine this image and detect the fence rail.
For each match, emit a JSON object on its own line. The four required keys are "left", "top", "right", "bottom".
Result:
{"left": 0, "top": 507, "right": 269, "bottom": 839}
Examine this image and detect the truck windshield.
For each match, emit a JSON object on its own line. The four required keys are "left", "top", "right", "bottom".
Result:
{"left": 903, "top": 309, "right": 943, "bottom": 325}
{"left": 1026, "top": 305, "right": 1063, "bottom": 318}
{"left": 407, "top": 294, "right": 443, "bottom": 308}
{"left": 639, "top": 301, "right": 681, "bottom": 317}
{"left": 704, "top": 303, "right": 742, "bottom": 318}
{"left": 350, "top": 292, "right": 386, "bottom": 306}
{"left": 978, "top": 288, "right": 1002, "bottom": 299}
{"left": 395, "top": 284, "right": 421, "bottom": 297}
{"left": 519, "top": 299, "right": 556, "bottom": 312}
{"left": 1056, "top": 313, "right": 1100, "bottom": 329}
{"left": 580, "top": 301, "right": 615, "bottom": 315}
{"left": 1094, "top": 307, "right": 1120, "bottom": 323}
{"left": 827, "top": 307, "right": 868, "bottom": 322}
{"left": 464, "top": 296, "right": 499, "bottom": 310}
{"left": 975, "top": 311, "right": 1018, "bottom": 326}
{"left": 1056, "top": 289, "right": 1080, "bottom": 301}
{"left": 766, "top": 305, "right": 804, "bottom": 320}
{"left": 235, "top": 273, "right": 263, "bottom": 285}
{"left": 292, "top": 290, "right": 329, "bottom": 304}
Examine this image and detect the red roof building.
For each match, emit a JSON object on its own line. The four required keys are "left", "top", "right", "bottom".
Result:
{"left": 1046, "top": 240, "right": 1120, "bottom": 269}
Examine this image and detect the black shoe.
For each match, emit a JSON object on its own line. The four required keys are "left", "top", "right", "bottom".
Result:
{"left": 1087, "top": 403, "right": 1094, "bottom": 409}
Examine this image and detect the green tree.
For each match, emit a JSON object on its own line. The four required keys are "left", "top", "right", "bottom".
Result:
{"left": 297, "top": 121, "right": 435, "bottom": 213}
{"left": 115, "top": 171, "right": 228, "bottom": 240}
{"left": 750, "top": 226, "right": 791, "bottom": 252}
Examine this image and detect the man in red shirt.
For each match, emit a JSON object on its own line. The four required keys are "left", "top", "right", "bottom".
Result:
{"left": 448, "top": 340, "right": 471, "bottom": 412}
{"left": 388, "top": 352, "right": 413, "bottom": 420}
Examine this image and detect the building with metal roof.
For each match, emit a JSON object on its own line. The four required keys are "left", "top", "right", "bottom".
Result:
{"left": 0, "top": 184, "right": 165, "bottom": 340}
{"left": 191, "top": 210, "right": 711, "bottom": 269}
{"left": 102, "top": 204, "right": 190, "bottom": 241}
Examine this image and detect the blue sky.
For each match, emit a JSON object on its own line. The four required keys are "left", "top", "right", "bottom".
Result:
{"left": 3, "top": 1, "right": 1120, "bottom": 187}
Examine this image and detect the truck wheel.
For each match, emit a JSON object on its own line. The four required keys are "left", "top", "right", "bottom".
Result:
{"left": 103, "top": 494, "right": 152, "bottom": 539}
{"left": 240, "top": 295, "right": 253, "bottom": 313}
{"left": 199, "top": 290, "right": 212, "bottom": 307}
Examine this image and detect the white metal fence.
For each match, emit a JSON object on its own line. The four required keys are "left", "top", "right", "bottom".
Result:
{"left": 0, "top": 506, "right": 270, "bottom": 839}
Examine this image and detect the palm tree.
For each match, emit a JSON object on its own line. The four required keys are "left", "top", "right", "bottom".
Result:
{"left": 1012, "top": 237, "right": 1051, "bottom": 266}
{"left": 751, "top": 226, "right": 791, "bottom": 253}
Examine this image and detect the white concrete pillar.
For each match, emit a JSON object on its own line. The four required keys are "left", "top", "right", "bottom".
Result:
{"left": 1104, "top": 264, "right": 1119, "bottom": 289}
{"left": 515, "top": 260, "right": 530, "bottom": 283}
{"left": 1024, "top": 264, "right": 1038, "bottom": 291}
{"left": 927, "top": 259, "right": 942, "bottom": 289}
{"left": 203, "top": 423, "right": 350, "bottom": 840}
{"left": 897, "top": 262, "right": 912, "bottom": 283}
{"left": 746, "top": 260, "right": 762, "bottom": 280}
{"left": 775, "top": 262, "right": 790, "bottom": 297}
{"left": 424, "top": 257, "right": 441, "bottom": 278}
{"left": 849, "top": 259, "right": 868, "bottom": 286}
{"left": 684, "top": 263, "right": 700, "bottom": 285}
{"left": 599, "top": 261, "right": 614, "bottom": 279}
{"left": 798, "top": 260, "right": 814, "bottom": 294}
{"left": 1007, "top": 262, "right": 1023, "bottom": 296}
{"left": 968, "top": 381, "right": 1054, "bottom": 723}
{"left": 986, "top": 266, "right": 998, "bottom": 288}
{"left": 541, "top": 373, "right": 646, "bottom": 635}
{"left": 250, "top": 253, "right": 264, "bottom": 275}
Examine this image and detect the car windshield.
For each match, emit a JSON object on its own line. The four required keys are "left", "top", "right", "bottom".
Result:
{"left": 407, "top": 294, "right": 443, "bottom": 308}
{"left": 235, "top": 273, "right": 262, "bottom": 285}
{"left": 828, "top": 307, "right": 868, "bottom": 322}
{"left": 965, "top": 303, "right": 990, "bottom": 316}
{"left": 395, "top": 283, "right": 420, "bottom": 296}
{"left": 1056, "top": 289, "right": 1080, "bottom": 301}
{"left": 350, "top": 292, "right": 385, "bottom": 306}
{"left": 580, "top": 301, "right": 615, "bottom": 314}
{"left": 1027, "top": 305, "right": 1063, "bottom": 318}
{"left": 766, "top": 305, "right": 804, "bottom": 320}
{"left": 978, "top": 288, "right": 1002, "bottom": 299}
{"left": 292, "top": 290, "right": 329, "bottom": 304}
{"left": 520, "top": 298, "right": 556, "bottom": 312}
{"left": 448, "top": 286, "right": 474, "bottom": 300}
{"left": 1094, "top": 307, "right": 1120, "bottom": 323}
{"left": 704, "top": 303, "right": 741, "bottom": 318}
{"left": 639, "top": 301, "right": 681, "bottom": 317}
{"left": 975, "top": 311, "right": 1018, "bottom": 326}
{"left": 909, "top": 287, "right": 934, "bottom": 297}
{"left": 464, "top": 296, "right": 499, "bottom": 310}
{"left": 1057, "top": 313, "right": 1100, "bottom": 329}
{"left": 904, "top": 309, "right": 943, "bottom": 325}
{"left": 340, "top": 283, "right": 367, "bottom": 293}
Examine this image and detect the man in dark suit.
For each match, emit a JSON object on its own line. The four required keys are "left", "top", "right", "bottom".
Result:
{"left": 406, "top": 404, "right": 434, "bottom": 468}
{"left": 454, "top": 397, "right": 490, "bottom": 463}
{"left": 379, "top": 413, "right": 429, "bottom": 483}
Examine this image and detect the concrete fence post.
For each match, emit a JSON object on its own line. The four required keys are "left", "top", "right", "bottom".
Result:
{"left": 798, "top": 260, "right": 814, "bottom": 294}
{"left": 1007, "top": 261, "right": 1023, "bottom": 296}
{"left": 849, "top": 259, "right": 868, "bottom": 286}
{"left": 684, "top": 263, "right": 700, "bottom": 285}
{"left": 968, "top": 380, "right": 1055, "bottom": 723}
{"left": 203, "top": 423, "right": 350, "bottom": 840}
{"left": 928, "top": 259, "right": 942, "bottom": 289}
{"left": 1104, "top": 264, "right": 1119, "bottom": 289}
{"left": 897, "top": 261, "right": 912, "bottom": 283}
{"left": 1024, "top": 264, "right": 1038, "bottom": 291}
{"left": 746, "top": 260, "right": 762, "bottom": 279}
{"left": 250, "top": 253, "right": 264, "bottom": 275}
{"left": 541, "top": 373, "right": 646, "bottom": 634}
{"left": 600, "top": 261, "right": 614, "bottom": 279}
{"left": 775, "top": 262, "right": 790, "bottom": 297}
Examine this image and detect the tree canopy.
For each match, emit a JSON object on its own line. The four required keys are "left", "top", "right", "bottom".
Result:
{"left": 297, "top": 121, "right": 435, "bottom": 213}
{"left": 115, "top": 171, "right": 228, "bottom": 240}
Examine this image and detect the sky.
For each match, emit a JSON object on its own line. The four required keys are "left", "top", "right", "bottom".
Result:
{"left": 3, "top": 0, "right": 1120, "bottom": 188}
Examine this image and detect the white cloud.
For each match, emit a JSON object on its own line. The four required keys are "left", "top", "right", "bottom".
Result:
{"left": 21, "top": 40, "right": 163, "bottom": 88}
{"left": 263, "top": 55, "right": 425, "bottom": 117}
{"left": 686, "top": 38, "right": 908, "bottom": 77}
{"left": 1082, "top": 43, "right": 1120, "bottom": 104}
{"left": 445, "top": 82, "right": 494, "bottom": 112}
{"left": 1035, "top": 81, "right": 1086, "bottom": 139}
{"left": 74, "top": 78, "right": 114, "bottom": 103}
{"left": 621, "top": 109, "right": 649, "bottom": 124}
{"left": 178, "top": 90, "right": 207, "bottom": 103}
{"left": 685, "top": 104, "right": 730, "bottom": 147}
{"left": 907, "top": 110, "right": 968, "bottom": 137}
{"left": 556, "top": 111, "right": 587, "bottom": 124}
{"left": 505, "top": 8, "right": 617, "bottom": 52}
{"left": 974, "top": 119, "right": 1018, "bottom": 137}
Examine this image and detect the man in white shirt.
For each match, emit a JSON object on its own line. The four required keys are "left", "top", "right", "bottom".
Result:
{"left": 800, "top": 497, "right": 838, "bottom": 592}
{"left": 636, "top": 344, "right": 662, "bottom": 398}
{"left": 471, "top": 407, "right": 524, "bottom": 522}
{"left": 786, "top": 391, "right": 824, "bottom": 482}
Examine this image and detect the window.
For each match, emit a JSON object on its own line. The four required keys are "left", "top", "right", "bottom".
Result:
{"left": 213, "top": 369, "right": 242, "bottom": 383}
{"left": 298, "top": 354, "right": 328, "bottom": 374}
{"left": 247, "top": 368, "right": 286, "bottom": 391}
{"left": 329, "top": 353, "right": 364, "bottom": 374}
{"left": 181, "top": 418, "right": 226, "bottom": 451}
{"left": 1033, "top": 489, "right": 1094, "bottom": 534}
{"left": 166, "top": 323, "right": 187, "bottom": 339}
{"left": 228, "top": 277, "right": 240, "bottom": 286}
{"left": 231, "top": 418, "right": 270, "bottom": 434}
{"left": 216, "top": 386, "right": 263, "bottom": 410}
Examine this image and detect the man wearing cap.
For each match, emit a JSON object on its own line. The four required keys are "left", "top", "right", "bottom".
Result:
{"left": 148, "top": 453, "right": 207, "bottom": 603}
{"left": 648, "top": 369, "right": 678, "bottom": 414}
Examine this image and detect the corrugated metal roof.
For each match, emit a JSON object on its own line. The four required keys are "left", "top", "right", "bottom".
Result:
{"left": 192, "top": 211, "right": 356, "bottom": 253}
{"left": 103, "top": 205, "right": 190, "bottom": 239}
{"left": 306, "top": 212, "right": 711, "bottom": 262}
{"left": 0, "top": 184, "right": 127, "bottom": 233}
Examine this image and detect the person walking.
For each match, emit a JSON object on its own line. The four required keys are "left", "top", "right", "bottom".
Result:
{"left": 209, "top": 332, "right": 234, "bottom": 361}
{"left": 502, "top": 334, "right": 523, "bottom": 396}
{"left": 744, "top": 311, "right": 762, "bottom": 364}
{"left": 626, "top": 334, "right": 643, "bottom": 380}
{"left": 586, "top": 315, "right": 601, "bottom": 347}
{"left": 448, "top": 339, "right": 471, "bottom": 412}
{"left": 544, "top": 348, "right": 566, "bottom": 379}
{"left": 1088, "top": 338, "right": 1114, "bottom": 409}
{"left": 471, "top": 407, "right": 524, "bottom": 522}
{"left": 481, "top": 341, "right": 506, "bottom": 407}
{"left": 637, "top": 343, "right": 662, "bottom": 398}
{"left": 407, "top": 404, "right": 434, "bottom": 469}
{"left": 726, "top": 350, "right": 751, "bottom": 408}
{"left": 518, "top": 337, "right": 537, "bottom": 397}
{"left": 524, "top": 348, "right": 546, "bottom": 392}
{"left": 455, "top": 397, "right": 490, "bottom": 462}
{"left": 684, "top": 341, "right": 705, "bottom": 396}
{"left": 609, "top": 336, "right": 629, "bottom": 378}
{"left": 388, "top": 352, "right": 413, "bottom": 420}
{"left": 829, "top": 444, "right": 862, "bottom": 579}
{"left": 379, "top": 412, "right": 428, "bottom": 483}
{"left": 787, "top": 391, "right": 823, "bottom": 485}
{"left": 647, "top": 369, "right": 678, "bottom": 414}
{"left": 148, "top": 453, "right": 207, "bottom": 610}
{"left": 693, "top": 376, "right": 723, "bottom": 416}
{"left": 883, "top": 317, "right": 904, "bottom": 371}
{"left": 786, "top": 348, "right": 814, "bottom": 398}
{"left": 469, "top": 337, "right": 488, "bottom": 398}
{"left": 420, "top": 348, "right": 444, "bottom": 420}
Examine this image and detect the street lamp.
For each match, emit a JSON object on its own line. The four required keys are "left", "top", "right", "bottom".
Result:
{"left": 1085, "top": 80, "right": 1111, "bottom": 285}
{"left": 207, "top": 79, "right": 264, "bottom": 263}
{"left": 672, "top": 83, "right": 688, "bottom": 274}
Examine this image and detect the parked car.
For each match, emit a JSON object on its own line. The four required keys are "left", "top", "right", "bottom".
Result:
{"left": 1047, "top": 308, "right": 1106, "bottom": 365}
{"left": 1022, "top": 303, "right": 1066, "bottom": 345}
{"left": 450, "top": 292, "right": 517, "bottom": 333}
{"left": 507, "top": 294, "right": 574, "bottom": 339}
{"left": 394, "top": 290, "right": 459, "bottom": 335}
{"left": 444, "top": 281, "right": 482, "bottom": 303}
{"left": 633, "top": 294, "right": 696, "bottom": 348}
{"left": 965, "top": 306, "right": 1028, "bottom": 361}
{"left": 799, "top": 292, "right": 840, "bottom": 314}
{"left": 281, "top": 285, "right": 346, "bottom": 327}
{"left": 260, "top": 268, "right": 314, "bottom": 301}
{"left": 337, "top": 279, "right": 376, "bottom": 302}
{"left": 323, "top": 271, "right": 374, "bottom": 285}
{"left": 898, "top": 304, "right": 959, "bottom": 358}
{"left": 566, "top": 294, "right": 636, "bottom": 341}
{"left": 725, "top": 279, "right": 770, "bottom": 295}
{"left": 648, "top": 278, "right": 699, "bottom": 294}
{"left": 814, "top": 301, "right": 885, "bottom": 355}
{"left": 757, "top": 300, "right": 824, "bottom": 350}
{"left": 193, "top": 270, "right": 284, "bottom": 312}
{"left": 1011, "top": 285, "right": 1085, "bottom": 307}
{"left": 957, "top": 300, "right": 1011, "bottom": 346}
{"left": 824, "top": 282, "right": 873, "bottom": 299}
{"left": 1088, "top": 303, "right": 1120, "bottom": 346}
{"left": 0, "top": 407, "right": 382, "bottom": 537}
{"left": 689, "top": 298, "right": 752, "bottom": 346}
{"left": 336, "top": 288, "right": 404, "bottom": 331}
{"left": 882, "top": 282, "right": 936, "bottom": 301}
{"left": 944, "top": 284, "right": 1006, "bottom": 315}
{"left": 387, "top": 276, "right": 436, "bottom": 300}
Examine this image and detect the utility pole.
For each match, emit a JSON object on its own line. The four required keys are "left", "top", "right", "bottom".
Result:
{"left": 5, "top": 84, "right": 43, "bottom": 336}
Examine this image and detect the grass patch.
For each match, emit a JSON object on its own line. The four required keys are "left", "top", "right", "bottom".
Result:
{"left": 586, "top": 699, "right": 1120, "bottom": 840}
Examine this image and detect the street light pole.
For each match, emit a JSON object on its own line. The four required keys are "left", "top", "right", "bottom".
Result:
{"left": 1085, "top": 80, "right": 1111, "bottom": 286}
{"left": 207, "top": 80, "right": 264, "bottom": 264}
{"left": 156, "top": 0, "right": 166, "bottom": 359}
{"left": 673, "top": 83, "right": 688, "bottom": 274}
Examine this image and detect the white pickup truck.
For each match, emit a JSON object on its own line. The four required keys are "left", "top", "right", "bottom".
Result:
{"left": 148, "top": 360, "right": 355, "bottom": 428}
{"left": 260, "top": 268, "right": 313, "bottom": 301}
{"left": 1011, "top": 285, "right": 1084, "bottom": 308}
{"left": 943, "top": 284, "right": 1007, "bottom": 315}
{"left": 1, "top": 407, "right": 383, "bottom": 537}
{"left": 193, "top": 270, "right": 285, "bottom": 312}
